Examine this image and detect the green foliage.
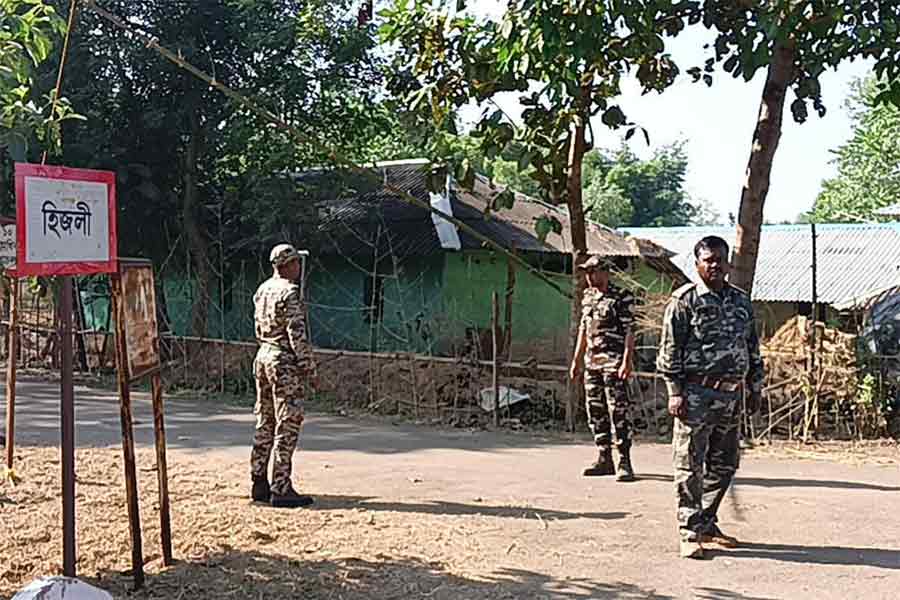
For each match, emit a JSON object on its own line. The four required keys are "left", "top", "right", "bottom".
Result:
{"left": 0, "top": 0, "right": 79, "bottom": 161}
{"left": 380, "top": 0, "right": 693, "bottom": 208}
{"left": 584, "top": 180, "right": 633, "bottom": 228}
{"left": 814, "top": 77, "right": 900, "bottom": 223}
{"left": 451, "top": 135, "right": 714, "bottom": 228}
{"left": 583, "top": 143, "right": 708, "bottom": 227}
{"left": 695, "top": 1, "right": 900, "bottom": 120}
{"left": 19, "top": 0, "right": 388, "bottom": 265}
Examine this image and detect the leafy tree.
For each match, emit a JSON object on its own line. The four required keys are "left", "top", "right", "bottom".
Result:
{"left": 381, "top": 0, "right": 696, "bottom": 429}
{"left": 27, "top": 0, "right": 385, "bottom": 335}
{"left": 582, "top": 143, "right": 707, "bottom": 227}
{"left": 814, "top": 77, "right": 900, "bottom": 223}
{"left": 584, "top": 179, "right": 633, "bottom": 228}
{"left": 0, "top": 0, "right": 78, "bottom": 206}
{"left": 693, "top": 1, "right": 900, "bottom": 292}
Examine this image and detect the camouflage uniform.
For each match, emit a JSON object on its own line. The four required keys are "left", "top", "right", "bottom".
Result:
{"left": 657, "top": 281, "right": 764, "bottom": 543}
{"left": 579, "top": 284, "right": 635, "bottom": 452}
{"left": 251, "top": 247, "right": 316, "bottom": 497}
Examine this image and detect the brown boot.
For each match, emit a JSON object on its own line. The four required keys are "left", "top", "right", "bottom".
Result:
{"left": 583, "top": 446, "right": 615, "bottom": 476}
{"left": 699, "top": 524, "right": 739, "bottom": 548}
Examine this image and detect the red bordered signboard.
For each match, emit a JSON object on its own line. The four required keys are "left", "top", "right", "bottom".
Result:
{"left": 15, "top": 163, "right": 117, "bottom": 276}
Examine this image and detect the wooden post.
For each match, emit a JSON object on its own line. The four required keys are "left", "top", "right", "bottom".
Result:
{"left": 110, "top": 274, "right": 145, "bottom": 589}
{"left": 408, "top": 352, "right": 420, "bottom": 418}
{"left": 60, "top": 276, "right": 77, "bottom": 577}
{"left": 150, "top": 372, "right": 173, "bottom": 566}
{"left": 5, "top": 276, "right": 18, "bottom": 472}
{"left": 504, "top": 256, "right": 515, "bottom": 362}
{"left": 72, "top": 277, "right": 89, "bottom": 372}
{"left": 491, "top": 292, "right": 500, "bottom": 427}
{"left": 802, "top": 224, "right": 818, "bottom": 443}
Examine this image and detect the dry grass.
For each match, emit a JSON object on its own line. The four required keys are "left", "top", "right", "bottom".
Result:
{"left": 0, "top": 447, "right": 575, "bottom": 600}
{"left": 746, "top": 438, "right": 900, "bottom": 467}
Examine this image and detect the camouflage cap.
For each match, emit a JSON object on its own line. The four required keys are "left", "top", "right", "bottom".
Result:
{"left": 577, "top": 255, "right": 612, "bottom": 271}
{"left": 269, "top": 243, "right": 300, "bottom": 267}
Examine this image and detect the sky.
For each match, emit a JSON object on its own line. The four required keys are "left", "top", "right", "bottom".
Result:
{"left": 455, "top": 3, "right": 873, "bottom": 224}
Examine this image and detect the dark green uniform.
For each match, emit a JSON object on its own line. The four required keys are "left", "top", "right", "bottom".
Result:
{"left": 657, "top": 281, "right": 764, "bottom": 542}
{"left": 579, "top": 284, "right": 635, "bottom": 451}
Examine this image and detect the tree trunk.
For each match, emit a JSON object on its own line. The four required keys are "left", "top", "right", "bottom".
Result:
{"left": 183, "top": 110, "right": 210, "bottom": 337}
{"left": 565, "top": 120, "right": 589, "bottom": 433}
{"left": 732, "top": 43, "right": 796, "bottom": 293}
{"left": 0, "top": 148, "right": 9, "bottom": 211}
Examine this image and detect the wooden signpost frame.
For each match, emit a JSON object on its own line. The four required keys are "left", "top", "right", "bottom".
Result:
{"left": 109, "top": 258, "right": 173, "bottom": 589}
{"left": 9, "top": 165, "right": 171, "bottom": 589}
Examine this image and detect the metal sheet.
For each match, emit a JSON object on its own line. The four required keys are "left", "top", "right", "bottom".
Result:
{"left": 120, "top": 264, "right": 160, "bottom": 380}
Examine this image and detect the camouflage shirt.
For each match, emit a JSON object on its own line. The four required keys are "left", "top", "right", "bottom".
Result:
{"left": 579, "top": 283, "right": 635, "bottom": 371}
{"left": 253, "top": 274, "right": 315, "bottom": 371}
{"left": 657, "top": 281, "right": 764, "bottom": 396}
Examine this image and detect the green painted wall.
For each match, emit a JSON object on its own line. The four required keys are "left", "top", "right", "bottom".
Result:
{"left": 149, "top": 251, "right": 679, "bottom": 364}
{"left": 442, "top": 251, "right": 573, "bottom": 357}
{"left": 306, "top": 254, "right": 445, "bottom": 354}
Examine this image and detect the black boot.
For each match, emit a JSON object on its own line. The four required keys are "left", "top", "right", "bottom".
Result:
{"left": 583, "top": 446, "right": 615, "bottom": 476}
{"left": 615, "top": 443, "right": 635, "bottom": 482}
{"left": 270, "top": 486, "right": 314, "bottom": 509}
{"left": 251, "top": 476, "right": 271, "bottom": 503}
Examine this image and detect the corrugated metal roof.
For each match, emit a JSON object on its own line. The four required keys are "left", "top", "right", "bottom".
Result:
{"left": 299, "top": 161, "right": 640, "bottom": 259}
{"left": 832, "top": 283, "right": 900, "bottom": 312}
{"left": 621, "top": 224, "right": 900, "bottom": 305}
{"left": 876, "top": 202, "right": 900, "bottom": 217}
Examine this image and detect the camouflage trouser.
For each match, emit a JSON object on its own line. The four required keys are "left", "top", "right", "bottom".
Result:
{"left": 584, "top": 369, "right": 631, "bottom": 450}
{"left": 672, "top": 382, "right": 740, "bottom": 542}
{"left": 250, "top": 350, "right": 306, "bottom": 496}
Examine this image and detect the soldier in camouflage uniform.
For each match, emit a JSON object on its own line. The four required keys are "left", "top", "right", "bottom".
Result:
{"left": 250, "top": 243, "right": 318, "bottom": 508}
{"left": 569, "top": 255, "right": 637, "bottom": 482}
{"left": 657, "top": 236, "right": 764, "bottom": 558}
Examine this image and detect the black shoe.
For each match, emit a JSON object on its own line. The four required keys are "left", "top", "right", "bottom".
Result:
{"left": 583, "top": 447, "right": 615, "bottom": 476}
{"left": 615, "top": 447, "right": 635, "bottom": 482}
{"left": 251, "top": 477, "right": 270, "bottom": 503}
{"left": 270, "top": 486, "right": 314, "bottom": 508}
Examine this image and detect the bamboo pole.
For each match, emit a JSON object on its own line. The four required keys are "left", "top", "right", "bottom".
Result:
{"left": 5, "top": 276, "right": 18, "bottom": 473}
{"left": 150, "top": 373, "right": 173, "bottom": 566}
{"left": 110, "top": 273, "right": 145, "bottom": 589}
{"left": 492, "top": 292, "right": 500, "bottom": 427}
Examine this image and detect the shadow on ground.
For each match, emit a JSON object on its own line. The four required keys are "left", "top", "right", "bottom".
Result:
{"left": 638, "top": 473, "right": 900, "bottom": 492}
{"left": 310, "top": 494, "right": 628, "bottom": 521}
{"left": 713, "top": 543, "right": 900, "bottom": 569}
{"left": 691, "top": 588, "right": 781, "bottom": 600}
{"left": 85, "top": 551, "right": 678, "bottom": 600}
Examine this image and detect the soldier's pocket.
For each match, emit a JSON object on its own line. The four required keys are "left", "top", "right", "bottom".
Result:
{"left": 682, "top": 385, "right": 708, "bottom": 426}
{"left": 276, "top": 397, "right": 305, "bottom": 425}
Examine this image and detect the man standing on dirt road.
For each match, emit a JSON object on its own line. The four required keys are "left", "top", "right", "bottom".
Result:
{"left": 657, "top": 236, "right": 764, "bottom": 559}
{"left": 569, "top": 255, "right": 637, "bottom": 482}
{"left": 250, "top": 243, "right": 318, "bottom": 508}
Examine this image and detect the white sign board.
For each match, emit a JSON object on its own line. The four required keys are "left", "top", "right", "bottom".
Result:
{"left": 15, "top": 164, "right": 117, "bottom": 276}
{"left": 24, "top": 177, "right": 110, "bottom": 262}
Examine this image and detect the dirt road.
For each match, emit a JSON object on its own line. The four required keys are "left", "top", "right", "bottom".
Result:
{"left": 1, "top": 377, "right": 898, "bottom": 599}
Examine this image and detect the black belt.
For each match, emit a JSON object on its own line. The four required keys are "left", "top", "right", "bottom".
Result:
{"left": 685, "top": 374, "right": 743, "bottom": 392}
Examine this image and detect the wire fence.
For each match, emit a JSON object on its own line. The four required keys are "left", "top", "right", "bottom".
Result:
{"left": 2, "top": 196, "right": 899, "bottom": 439}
